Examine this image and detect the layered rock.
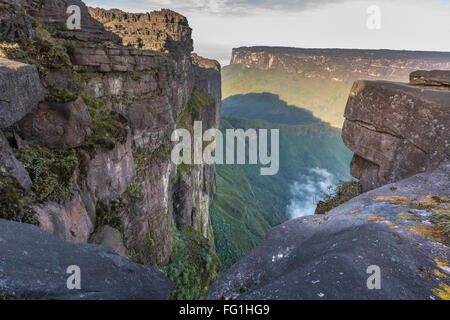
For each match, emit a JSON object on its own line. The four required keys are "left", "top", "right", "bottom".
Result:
{"left": 342, "top": 74, "right": 450, "bottom": 191}
{"left": 207, "top": 163, "right": 450, "bottom": 300}
{"left": 410, "top": 70, "right": 450, "bottom": 87}
{"left": 231, "top": 47, "right": 450, "bottom": 82}
{"left": 0, "top": 218, "right": 173, "bottom": 299}
{"left": 88, "top": 7, "right": 193, "bottom": 55}
{"left": 0, "top": 58, "right": 41, "bottom": 128}
{"left": 0, "top": 0, "right": 222, "bottom": 277}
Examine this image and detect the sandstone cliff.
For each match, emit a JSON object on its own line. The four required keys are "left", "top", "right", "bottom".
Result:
{"left": 0, "top": 1, "right": 221, "bottom": 299}
{"left": 342, "top": 71, "right": 450, "bottom": 191}
{"left": 231, "top": 47, "right": 450, "bottom": 82}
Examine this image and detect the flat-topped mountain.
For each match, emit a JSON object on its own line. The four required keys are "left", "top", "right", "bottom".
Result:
{"left": 231, "top": 46, "right": 450, "bottom": 82}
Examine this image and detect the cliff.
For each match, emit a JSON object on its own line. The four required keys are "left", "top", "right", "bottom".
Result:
{"left": 231, "top": 47, "right": 450, "bottom": 82}
{"left": 0, "top": 1, "right": 221, "bottom": 299}
{"left": 207, "top": 70, "right": 450, "bottom": 300}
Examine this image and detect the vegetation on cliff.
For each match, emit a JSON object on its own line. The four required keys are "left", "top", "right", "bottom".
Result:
{"left": 314, "top": 180, "right": 362, "bottom": 215}
{"left": 211, "top": 116, "right": 352, "bottom": 270}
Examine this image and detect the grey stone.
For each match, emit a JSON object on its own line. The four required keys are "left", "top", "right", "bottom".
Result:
{"left": 0, "top": 218, "right": 174, "bottom": 300}
{"left": 0, "top": 130, "right": 32, "bottom": 191}
{"left": 0, "top": 58, "right": 41, "bottom": 129}
{"left": 206, "top": 163, "right": 450, "bottom": 300}
{"left": 90, "top": 226, "right": 128, "bottom": 258}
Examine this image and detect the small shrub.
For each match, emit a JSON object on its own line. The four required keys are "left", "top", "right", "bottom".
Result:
{"left": 315, "top": 180, "right": 362, "bottom": 215}
{"left": 14, "top": 142, "right": 78, "bottom": 204}
{"left": 44, "top": 87, "right": 77, "bottom": 103}
{"left": 0, "top": 168, "right": 36, "bottom": 225}
{"left": 161, "top": 224, "right": 221, "bottom": 300}
{"left": 127, "top": 181, "right": 143, "bottom": 201}
{"left": 80, "top": 91, "right": 128, "bottom": 151}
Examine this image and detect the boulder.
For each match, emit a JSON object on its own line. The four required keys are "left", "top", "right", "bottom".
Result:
{"left": 342, "top": 79, "right": 450, "bottom": 191}
{"left": 410, "top": 70, "right": 450, "bottom": 87}
{"left": 207, "top": 163, "right": 450, "bottom": 300}
{"left": 0, "top": 58, "right": 41, "bottom": 129}
{"left": 0, "top": 218, "right": 174, "bottom": 300}
{"left": 33, "top": 192, "right": 95, "bottom": 243}
{"left": 0, "top": 130, "right": 32, "bottom": 191}
{"left": 90, "top": 226, "right": 128, "bottom": 258}
{"left": 17, "top": 97, "right": 91, "bottom": 149}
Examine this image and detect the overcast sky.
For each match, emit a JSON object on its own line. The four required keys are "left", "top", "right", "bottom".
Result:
{"left": 85, "top": 0, "right": 450, "bottom": 66}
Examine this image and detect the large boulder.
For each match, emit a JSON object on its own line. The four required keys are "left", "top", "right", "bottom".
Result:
{"left": 342, "top": 78, "right": 450, "bottom": 191}
{"left": 206, "top": 163, "right": 450, "bottom": 300}
{"left": 0, "top": 58, "right": 41, "bottom": 129}
{"left": 0, "top": 218, "right": 174, "bottom": 299}
{"left": 17, "top": 97, "right": 91, "bottom": 149}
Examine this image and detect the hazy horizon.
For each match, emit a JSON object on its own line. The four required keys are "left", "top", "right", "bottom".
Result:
{"left": 85, "top": 0, "right": 450, "bottom": 66}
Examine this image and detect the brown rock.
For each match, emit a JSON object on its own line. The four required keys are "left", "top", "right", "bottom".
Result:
{"left": 0, "top": 130, "right": 32, "bottom": 191}
{"left": 34, "top": 192, "right": 95, "bottom": 243}
{"left": 342, "top": 79, "right": 450, "bottom": 191}
{"left": 85, "top": 133, "right": 136, "bottom": 202}
{"left": 410, "top": 70, "right": 450, "bottom": 87}
{"left": 90, "top": 225, "right": 128, "bottom": 257}
{"left": 17, "top": 96, "right": 91, "bottom": 149}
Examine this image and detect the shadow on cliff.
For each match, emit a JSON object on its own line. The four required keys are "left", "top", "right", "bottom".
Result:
{"left": 222, "top": 93, "right": 322, "bottom": 126}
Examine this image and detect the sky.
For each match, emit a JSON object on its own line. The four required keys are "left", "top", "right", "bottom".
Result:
{"left": 84, "top": 0, "right": 450, "bottom": 66}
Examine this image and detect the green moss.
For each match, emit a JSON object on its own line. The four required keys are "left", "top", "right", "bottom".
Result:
{"left": 161, "top": 224, "right": 221, "bottom": 300}
{"left": 95, "top": 199, "right": 125, "bottom": 231}
{"left": 430, "top": 204, "right": 450, "bottom": 244}
{"left": 80, "top": 91, "right": 128, "bottom": 151}
{"left": 44, "top": 87, "right": 77, "bottom": 103}
{"left": 315, "top": 180, "right": 363, "bottom": 215}
{"left": 127, "top": 181, "right": 143, "bottom": 201}
{"left": 178, "top": 89, "right": 214, "bottom": 126}
{"left": 132, "top": 147, "right": 151, "bottom": 176}
{"left": 0, "top": 168, "right": 36, "bottom": 225}
{"left": 152, "top": 141, "right": 172, "bottom": 164}
{"left": 171, "top": 164, "right": 191, "bottom": 186}
{"left": 14, "top": 142, "right": 78, "bottom": 204}
{"left": 0, "top": 27, "right": 71, "bottom": 77}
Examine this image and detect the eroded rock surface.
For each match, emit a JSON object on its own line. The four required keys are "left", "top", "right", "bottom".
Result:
{"left": 0, "top": 218, "right": 173, "bottom": 299}
{"left": 207, "top": 163, "right": 450, "bottom": 300}
{"left": 0, "top": 58, "right": 41, "bottom": 128}
{"left": 342, "top": 79, "right": 450, "bottom": 191}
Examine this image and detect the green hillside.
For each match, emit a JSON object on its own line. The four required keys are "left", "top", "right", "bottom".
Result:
{"left": 222, "top": 65, "right": 353, "bottom": 127}
{"left": 210, "top": 116, "right": 352, "bottom": 270}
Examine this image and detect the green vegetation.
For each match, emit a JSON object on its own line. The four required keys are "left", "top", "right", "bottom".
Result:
{"left": 80, "top": 91, "right": 128, "bottom": 151}
{"left": 132, "top": 147, "right": 151, "bottom": 176}
{"left": 222, "top": 65, "right": 353, "bottom": 127}
{"left": 0, "top": 168, "right": 36, "bottom": 225}
{"left": 126, "top": 181, "right": 143, "bottom": 201}
{"left": 178, "top": 89, "right": 214, "bottom": 126}
{"left": 211, "top": 116, "right": 352, "bottom": 270}
{"left": 0, "top": 293, "right": 15, "bottom": 300}
{"left": 44, "top": 87, "right": 77, "bottom": 103}
{"left": 0, "top": 27, "right": 71, "bottom": 77}
{"left": 95, "top": 199, "right": 125, "bottom": 232}
{"left": 14, "top": 142, "right": 78, "bottom": 204}
{"left": 314, "top": 180, "right": 363, "bottom": 215}
{"left": 161, "top": 224, "right": 221, "bottom": 300}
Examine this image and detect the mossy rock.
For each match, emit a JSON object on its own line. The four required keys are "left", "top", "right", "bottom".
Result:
{"left": 14, "top": 142, "right": 78, "bottom": 204}
{"left": 315, "top": 180, "right": 363, "bottom": 215}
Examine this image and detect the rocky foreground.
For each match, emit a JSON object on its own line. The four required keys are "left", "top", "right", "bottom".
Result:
{"left": 207, "top": 162, "right": 450, "bottom": 300}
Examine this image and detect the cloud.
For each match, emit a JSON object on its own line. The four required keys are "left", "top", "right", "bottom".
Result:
{"left": 286, "top": 168, "right": 336, "bottom": 219}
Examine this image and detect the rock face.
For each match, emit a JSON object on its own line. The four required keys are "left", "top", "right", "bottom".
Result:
{"left": 0, "top": 0, "right": 38, "bottom": 42}
{"left": 0, "top": 130, "right": 32, "bottom": 191}
{"left": 231, "top": 47, "right": 450, "bottom": 82}
{"left": 0, "top": 218, "right": 173, "bottom": 299}
{"left": 410, "top": 70, "right": 450, "bottom": 87}
{"left": 342, "top": 77, "right": 450, "bottom": 191}
{"left": 0, "top": 58, "right": 41, "bottom": 128}
{"left": 88, "top": 7, "right": 193, "bottom": 55}
{"left": 207, "top": 163, "right": 450, "bottom": 300}
{"left": 17, "top": 97, "right": 91, "bottom": 149}
{"left": 0, "top": 0, "right": 221, "bottom": 281}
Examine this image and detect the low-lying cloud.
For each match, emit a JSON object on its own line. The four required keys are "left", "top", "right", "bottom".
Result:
{"left": 286, "top": 168, "right": 335, "bottom": 219}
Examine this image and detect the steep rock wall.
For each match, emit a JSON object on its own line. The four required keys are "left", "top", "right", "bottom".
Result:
{"left": 231, "top": 47, "right": 450, "bottom": 82}
{"left": 0, "top": 0, "right": 221, "bottom": 276}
